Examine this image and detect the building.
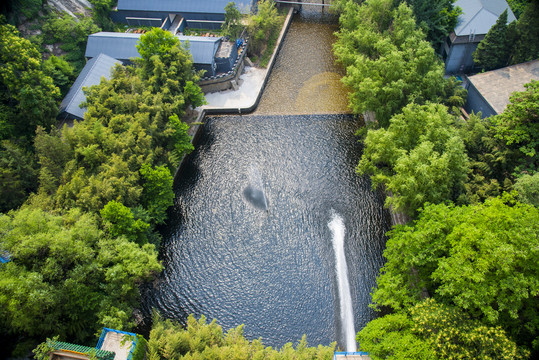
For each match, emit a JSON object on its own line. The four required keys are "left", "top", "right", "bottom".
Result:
{"left": 113, "top": 0, "right": 255, "bottom": 29}
{"left": 58, "top": 53, "right": 121, "bottom": 121}
{"left": 464, "top": 59, "right": 539, "bottom": 117}
{"left": 84, "top": 32, "right": 228, "bottom": 76}
{"left": 443, "top": 0, "right": 516, "bottom": 74}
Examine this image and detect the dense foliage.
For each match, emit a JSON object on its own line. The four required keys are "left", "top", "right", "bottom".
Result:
{"left": 222, "top": 2, "right": 243, "bottom": 40}
{"left": 474, "top": 1, "right": 539, "bottom": 71}
{"left": 400, "top": 0, "right": 461, "bottom": 51}
{"left": 1, "top": 27, "right": 203, "bottom": 355}
{"left": 333, "top": 0, "right": 465, "bottom": 127}
{"left": 367, "top": 196, "right": 538, "bottom": 355}
{"left": 0, "top": 207, "right": 161, "bottom": 341}
{"left": 473, "top": 9, "right": 512, "bottom": 71}
{"left": 246, "top": 0, "right": 283, "bottom": 62}
{"left": 357, "top": 103, "right": 468, "bottom": 216}
{"left": 147, "top": 314, "right": 336, "bottom": 360}
{"left": 358, "top": 298, "right": 528, "bottom": 360}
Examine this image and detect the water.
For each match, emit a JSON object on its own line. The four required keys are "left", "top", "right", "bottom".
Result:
{"left": 141, "top": 9, "right": 391, "bottom": 351}
{"left": 142, "top": 115, "right": 390, "bottom": 349}
{"left": 328, "top": 211, "right": 356, "bottom": 352}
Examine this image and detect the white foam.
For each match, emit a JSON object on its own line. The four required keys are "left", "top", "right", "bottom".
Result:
{"left": 199, "top": 67, "right": 267, "bottom": 109}
{"left": 328, "top": 211, "right": 357, "bottom": 352}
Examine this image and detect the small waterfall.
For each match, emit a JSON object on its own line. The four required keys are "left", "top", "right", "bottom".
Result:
{"left": 328, "top": 211, "right": 357, "bottom": 352}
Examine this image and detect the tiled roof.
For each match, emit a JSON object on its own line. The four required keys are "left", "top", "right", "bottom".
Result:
{"left": 454, "top": 0, "right": 516, "bottom": 36}
{"left": 51, "top": 341, "right": 115, "bottom": 360}
{"left": 468, "top": 60, "right": 539, "bottom": 114}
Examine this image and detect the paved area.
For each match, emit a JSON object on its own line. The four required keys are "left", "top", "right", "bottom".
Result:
{"left": 101, "top": 332, "right": 133, "bottom": 360}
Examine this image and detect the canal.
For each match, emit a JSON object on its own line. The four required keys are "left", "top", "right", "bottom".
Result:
{"left": 141, "top": 8, "right": 391, "bottom": 350}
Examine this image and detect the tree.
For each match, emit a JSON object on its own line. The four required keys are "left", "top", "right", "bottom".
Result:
{"left": 357, "top": 103, "right": 468, "bottom": 216}
{"left": 0, "top": 22, "right": 59, "bottom": 141}
{"left": 139, "top": 164, "right": 175, "bottom": 225}
{"left": 358, "top": 299, "right": 527, "bottom": 360}
{"left": 508, "top": 0, "right": 530, "bottom": 18}
{"left": 147, "top": 313, "right": 336, "bottom": 360}
{"left": 42, "top": 14, "right": 101, "bottom": 71}
{"left": 42, "top": 55, "right": 76, "bottom": 97}
{"left": 493, "top": 80, "right": 538, "bottom": 173}
{"left": 100, "top": 200, "right": 150, "bottom": 244}
{"left": 514, "top": 172, "right": 539, "bottom": 207}
{"left": 510, "top": 1, "right": 539, "bottom": 64}
{"left": 0, "top": 140, "right": 38, "bottom": 212}
{"left": 0, "top": 207, "right": 162, "bottom": 343}
{"left": 247, "top": 0, "right": 281, "bottom": 57}
{"left": 473, "top": 9, "right": 512, "bottom": 71}
{"left": 403, "top": 0, "right": 462, "bottom": 51}
{"left": 371, "top": 195, "right": 539, "bottom": 353}
{"left": 333, "top": 0, "right": 463, "bottom": 126}
{"left": 222, "top": 2, "right": 243, "bottom": 40}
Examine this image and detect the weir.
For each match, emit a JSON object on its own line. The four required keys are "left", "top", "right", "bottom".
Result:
{"left": 141, "top": 5, "right": 390, "bottom": 351}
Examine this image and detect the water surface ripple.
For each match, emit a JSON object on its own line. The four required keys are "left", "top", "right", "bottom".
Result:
{"left": 142, "top": 115, "right": 391, "bottom": 349}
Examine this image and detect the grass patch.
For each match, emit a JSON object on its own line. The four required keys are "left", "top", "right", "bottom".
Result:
{"left": 258, "top": 12, "right": 286, "bottom": 68}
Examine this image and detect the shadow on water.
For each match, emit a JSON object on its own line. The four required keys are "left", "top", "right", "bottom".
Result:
{"left": 140, "top": 6, "right": 391, "bottom": 351}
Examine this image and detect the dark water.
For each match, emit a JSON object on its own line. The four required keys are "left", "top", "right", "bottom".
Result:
{"left": 142, "top": 115, "right": 391, "bottom": 348}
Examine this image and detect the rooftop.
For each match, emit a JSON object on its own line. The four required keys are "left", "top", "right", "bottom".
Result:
{"left": 59, "top": 53, "right": 120, "bottom": 120}
{"left": 467, "top": 59, "right": 539, "bottom": 114}
{"left": 85, "top": 32, "right": 222, "bottom": 65}
{"left": 117, "top": 0, "right": 253, "bottom": 14}
{"left": 454, "top": 0, "right": 516, "bottom": 37}
{"left": 50, "top": 341, "right": 115, "bottom": 360}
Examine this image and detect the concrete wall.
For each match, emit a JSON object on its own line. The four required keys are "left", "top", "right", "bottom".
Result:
{"left": 465, "top": 82, "right": 497, "bottom": 118}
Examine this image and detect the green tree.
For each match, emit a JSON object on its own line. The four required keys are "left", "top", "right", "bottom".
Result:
{"left": 473, "top": 9, "right": 513, "bottom": 71}
{"left": 247, "top": 0, "right": 281, "bottom": 57}
{"left": 333, "top": 0, "right": 463, "bottom": 126}
{"left": 510, "top": 1, "right": 539, "bottom": 64}
{"left": 0, "top": 207, "right": 161, "bottom": 343}
{"left": 42, "top": 14, "right": 101, "bottom": 71}
{"left": 357, "top": 103, "right": 468, "bottom": 216}
{"left": 0, "top": 140, "right": 38, "bottom": 212}
{"left": 371, "top": 195, "right": 539, "bottom": 353}
{"left": 42, "top": 55, "right": 76, "bottom": 97}
{"left": 0, "top": 22, "right": 59, "bottom": 141}
{"left": 147, "top": 313, "right": 336, "bottom": 360}
{"left": 508, "top": 0, "right": 530, "bottom": 18}
{"left": 514, "top": 172, "right": 539, "bottom": 207}
{"left": 222, "top": 2, "right": 244, "bottom": 40}
{"left": 139, "top": 164, "right": 175, "bottom": 225}
{"left": 403, "top": 0, "right": 462, "bottom": 51}
{"left": 358, "top": 299, "right": 527, "bottom": 360}
{"left": 493, "top": 80, "right": 538, "bottom": 173}
{"left": 100, "top": 200, "right": 150, "bottom": 244}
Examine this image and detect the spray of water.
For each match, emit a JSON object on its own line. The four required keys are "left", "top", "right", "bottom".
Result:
{"left": 328, "top": 211, "right": 357, "bottom": 352}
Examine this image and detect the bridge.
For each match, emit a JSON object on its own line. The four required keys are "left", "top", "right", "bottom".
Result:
{"left": 274, "top": 0, "right": 333, "bottom": 7}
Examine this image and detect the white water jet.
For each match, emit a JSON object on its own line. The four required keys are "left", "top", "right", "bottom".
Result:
{"left": 328, "top": 211, "right": 357, "bottom": 352}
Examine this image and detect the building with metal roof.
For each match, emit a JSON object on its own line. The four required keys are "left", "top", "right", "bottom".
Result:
{"left": 84, "top": 32, "right": 223, "bottom": 76}
{"left": 114, "top": 0, "right": 255, "bottom": 29}
{"left": 443, "top": 0, "right": 516, "bottom": 74}
{"left": 59, "top": 53, "right": 120, "bottom": 121}
{"left": 465, "top": 59, "right": 539, "bottom": 117}
{"left": 85, "top": 32, "right": 142, "bottom": 62}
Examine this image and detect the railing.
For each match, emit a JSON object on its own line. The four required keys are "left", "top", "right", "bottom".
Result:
{"left": 96, "top": 328, "right": 139, "bottom": 360}
{"left": 334, "top": 351, "right": 370, "bottom": 359}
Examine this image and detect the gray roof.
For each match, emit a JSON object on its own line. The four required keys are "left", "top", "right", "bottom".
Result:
{"left": 117, "top": 0, "right": 253, "bottom": 14}
{"left": 178, "top": 35, "right": 221, "bottom": 64}
{"left": 85, "top": 32, "right": 222, "bottom": 65}
{"left": 454, "top": 0, "right": 516, "bottom": 36}
{"left": 59, "top": 53, "right": 120, "bottom": 119}
{"left": 85, "top": 32, "right": 142, "bottom": 60}
{"left": 467, "top": 60, "right": 539, "bottom": 114}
